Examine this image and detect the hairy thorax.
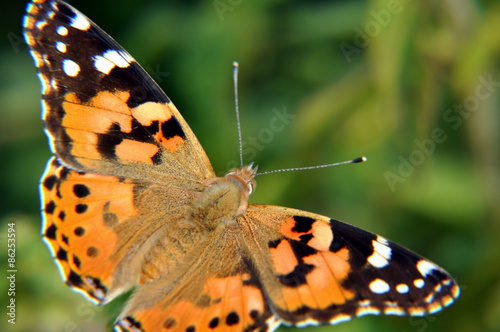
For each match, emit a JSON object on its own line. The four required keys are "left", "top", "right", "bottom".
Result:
{"left": 190, "top": 165, "right": 256, "bottom": 232}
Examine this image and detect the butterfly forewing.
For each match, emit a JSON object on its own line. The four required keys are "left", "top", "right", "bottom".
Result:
{"left": 24, "top": 0, "right": 214, "bottom": 182}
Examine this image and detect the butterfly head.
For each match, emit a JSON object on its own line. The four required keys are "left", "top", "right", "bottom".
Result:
{"left": 225, "top": 163, "right": 258, "bottom": 196}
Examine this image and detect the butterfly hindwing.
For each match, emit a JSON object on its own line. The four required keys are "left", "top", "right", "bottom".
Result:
{"left": 40, "top": 157, "right": 142, "bottom": 303}
{"left": 41, "top": 156, "right": 202, "bottom": 304}
{"left": 114, "top": 228, "right": 278, "bottom": 332}
{"left": 244, "top": 204, "right": 459, "bottom": 326}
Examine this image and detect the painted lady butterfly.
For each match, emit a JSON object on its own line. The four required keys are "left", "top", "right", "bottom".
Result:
{"left": 23, "top": 0, "right": 459, "bottom": 331}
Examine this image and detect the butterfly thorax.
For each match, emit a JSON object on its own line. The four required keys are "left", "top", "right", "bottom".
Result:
{"left": 190, "top": 164, "right": 257, "bottom": 231}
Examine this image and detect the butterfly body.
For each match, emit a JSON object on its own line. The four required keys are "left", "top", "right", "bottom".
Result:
{"left": 24, "top": 0, "right": 459, "bottom": 331}
{"left": 191, "top": 165, "right": 255, "bottom": 231}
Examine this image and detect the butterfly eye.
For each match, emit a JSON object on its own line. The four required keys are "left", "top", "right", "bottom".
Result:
{"left": 247, "top": 180, "right": 255, "bottom": 195}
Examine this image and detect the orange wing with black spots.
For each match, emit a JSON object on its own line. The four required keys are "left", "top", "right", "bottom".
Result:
{"left": 243, "top": 205, "right": 460, "bottom": 326}
{"left": 40, "top": 157, "right": 198, "bottom": 304}
{"left": 114, "top": 227, "right": 278, "bottom": 332}
{"left": 40, "top": 157, "right": 141, "bottom": 303}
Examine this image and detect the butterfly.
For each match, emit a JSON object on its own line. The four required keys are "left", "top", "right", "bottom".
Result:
{"left": 23, "top": 0, "right": 459, "bottom": 331}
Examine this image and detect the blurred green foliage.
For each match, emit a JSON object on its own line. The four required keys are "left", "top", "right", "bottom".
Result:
{"left": 1, "top": 0, "right": 499, "bottom": 331}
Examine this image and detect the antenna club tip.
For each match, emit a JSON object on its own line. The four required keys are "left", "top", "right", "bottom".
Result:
{"left": 353, "top": 156, "right": 367, "bottom": 163}
{"left": 233, "top": 61, "right": 239, "bottom": 67}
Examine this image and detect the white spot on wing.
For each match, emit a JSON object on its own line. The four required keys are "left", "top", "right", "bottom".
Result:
{"left": 410, "top": 307, "right": 426, "bottom": 316}
{"left": 36, "top": 20, "right": 47, "bottom": 30}
{"left": 57, "top": 26, "right": 68, "bottom": 36}
{"left": 93, "top": 50, "right": 132, "bottom": 74}
{"left": 94, "top": 55, "right": 114, "bottom": 74}
{"left": 384, "top": 306, "right": 405, "bottom": 315}
{"left": 443, "top": 287, "right": 459, "bottom": 306}
{"left": 70, "top": 11, "right": 91, "bottom": 30}
{"left": 329, "top": 314, "right": 351, "bottom": 325}
{"left": 56, "top": 41, "right": 67, "bottom": 53}
{"left": 22, "top": 15, "right": 30, "bottom": 29}
{"left": 264, "top": 316, "right": 281, "bottom": 332}
{"left": 107, "top": 50, "right": 132, "bottom": 67}
{"left": 414, "top": 278, "right": 425, "bottom": 288}
{"left": 367, "top": 239, "right": 392, "bottom": 268}
{"left": 41, "top": 100, "right": 56, "bottom": 149}
{"left": 71, "top": 284, "right": 101, "bottom": 305}
{"left": 396, "top": 283, "right": 409, "bottom": 294}
{"left": 42, "top": 53, "right": 50, "bottom": 67}
{"left": 356, "top": 306, "right": 380, "bottom": 317}
{"left": 384, "top": 300, "right": 398, "bottom": 306}
{"left": 26, "top": 2, "right": 35, "bottom": 14}
{"left": 63, "top": 59, "right": 80, "bottom": 77}
{"left": 30, "top": 50, "right": 42, "bottom": 68}
{"left": 367, "top": 253, "right": 388, "bottom": 268}
{"left": 85, "top": 277, "right": 105, "bottom": 300}
{"left": 37, "top": 72, "right": 50, "bottom": 94}
{"left": 377, "top": 235, "right": 389, "bottom": 245}
{"left": 428, "top": 304, "right": 442, "bottom": 314}
{"left": 50, "top": 78, "right": 58, "bottom": 92}
{"left": 369, "top": 278, "right": 390, "bottom": 294}
{"left": 424, "top": 292, "right": 435, "bottom": 303}
{"left": 358, "top": 299, "right": 371, "bottom": 307}
{"left": 118, "top": 50, "right": 134, "bottom": 64}
{"left": 417, "top": 260, "right": 438, "bottom": 277}
{"left": 295, "top": 318, "right": 319, "bottom": 328}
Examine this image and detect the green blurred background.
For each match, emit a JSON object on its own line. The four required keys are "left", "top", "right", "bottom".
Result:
{"left": 1, "top": 0, "right": 500, "bottom": 331}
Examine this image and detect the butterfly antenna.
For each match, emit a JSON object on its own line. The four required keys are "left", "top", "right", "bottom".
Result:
{"left": 233, "top": 61, "right": 244, "bottom": 168}
{"left": 256, "top": 156, "right": 367, "bottom": 176}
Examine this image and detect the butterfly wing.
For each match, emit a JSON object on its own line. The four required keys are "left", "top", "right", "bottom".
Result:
{"left": 24, "top": 0, "right": 214, "bottom": 303}
{"left": 24, "top": 0, "right": 213, "bottom": 181}
{"left": 242, "top": 204, "right": 460, "bottom": 327}
{"left": 114, "top": 228, "right": 279, "bottom": 332}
